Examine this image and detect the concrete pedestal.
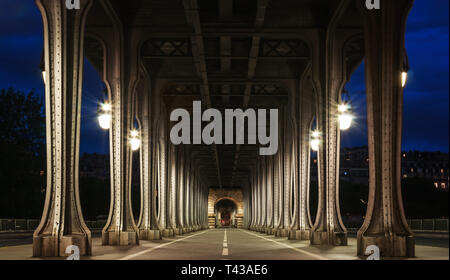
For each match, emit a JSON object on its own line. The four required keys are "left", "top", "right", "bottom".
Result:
{"left": 311, "top": 231, "right": 347, "bottom": 246}
{"left": 288, "top": 230, "right": 310, "bottom": 240}
{"left": 102, "top": 231, "right": 139, "bottom": 246}
{"left": 139, "top": 229, "right": 161, "bottom": 240}
{"left": 162, "top": 229, "right": 175, "bottom": 238}
{"left": 358, "top": 234, "right": 414, "bottom": 258}
{"left": 33, "top": 234, "right": 91, "bottom": 258}
{"left": 275, "top": 229, "right": 290, "bottom": 238}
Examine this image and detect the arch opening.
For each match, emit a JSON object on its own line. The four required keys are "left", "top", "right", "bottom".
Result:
{"left": 215, "top": 198, "right": 238, "bottom": 228}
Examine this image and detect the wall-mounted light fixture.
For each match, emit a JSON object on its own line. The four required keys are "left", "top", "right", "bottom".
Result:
{"left": 311, "top": 130, "right": 321, "bottom": 152}
{"left": 402, "top": 48, "right": 410, "bottom": 88}
{"left": 98, "top": 102, "right": 112, "bottom": 130}
{"left": 130, "top": 129, "right": 141, "bottom": 151}
{"left": 338, "top": 103, "right": 353, "bottom": 131}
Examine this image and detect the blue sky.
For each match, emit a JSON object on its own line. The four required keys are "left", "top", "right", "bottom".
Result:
{"left": 0, "top": 0, "right": 448, "bottom": 153}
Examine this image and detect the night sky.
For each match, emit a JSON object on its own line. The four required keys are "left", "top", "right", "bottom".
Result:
{"left": 0, "top": 1, "right": 448, "bottom": 154}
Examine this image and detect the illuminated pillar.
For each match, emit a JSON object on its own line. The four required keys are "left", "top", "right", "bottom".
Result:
{"left": 33, "top": 0, "right": 93, "bottom": 257}
{"left": 260, "top": 158, "right": 267, "bottom": 232}
{"left": 156, "top": 114, "right": 172, "bottom": 238}
{"left": 278, "top": 105, "right": 291, "bottom": 237}
{"left": 357, "top": 0, "right": 415, "bottom": 258}
{"left": 101, "top": 19, "right": 141, "bottom": 246}
{"left": 292, "top": 72, "right": 315, "bottom": 240}
{"left": 309, "top": 2, "right": 352, "bottom": 246}
{"left": 176, "top": 146, "right": 186, "bottom": 234}
{"left": 137, "top": 78, "right": 161, "bottom": 240}
{"left": 266, "top": 156, "right": 275, "bottom": 235}
{"left": 167, "top": 142, "right": 178, "bottom": 236}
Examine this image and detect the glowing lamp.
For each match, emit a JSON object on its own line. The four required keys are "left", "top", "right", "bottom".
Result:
{"left": 337, "top": 103, "right": 353, "bottom": 130}
{"left": 130, "top": 130, "right": 141, "bottom": 151}
{"left": 98, "top": 102, "right": 112, "bottom": 130}
{"left": 311, "top": 139, "right": 320, "bottom": 152}
{"left": 130, "top": 138, "right": 141, "bottom": 151}
{"left": 98, "top": 114, "right": 112, "bottom": 130}
{"left": 339, "top": 113, "right": 353, "bottom": 130}
{"left": 311, "top": 130, "right": 321, "bottom": 151}
{"left": 401, "top": 72, "right": 408, "bottom": 88}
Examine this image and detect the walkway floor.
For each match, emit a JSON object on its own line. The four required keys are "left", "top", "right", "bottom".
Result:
{"left": 0, "top": 229, "right": 448, "bottom": 260}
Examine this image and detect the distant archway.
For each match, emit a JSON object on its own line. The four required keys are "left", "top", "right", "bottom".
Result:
{"left": 208, "top": 188, "right": 244, "bottom": 228}
{"left": 214, "top": 198, "right": 238, "bottom": 227}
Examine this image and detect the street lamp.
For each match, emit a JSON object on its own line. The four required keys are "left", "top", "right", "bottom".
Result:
{"left": 402, "top": 49, "right": 410, "bottom": 88}
{"left": 401, "top": 71, "right": 408, "bottom": 88}
{"left": 98, "top": 102, "right": 112, "bottom": 130}
{"left": 130, "top": 129, "right": 141, "bottom": 151}
{"left": 338, "top": 103, "right": 353, "bottom": 131}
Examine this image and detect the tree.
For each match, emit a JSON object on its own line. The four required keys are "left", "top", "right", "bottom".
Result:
{"left": 0, "top": 88, "right": 45, "bottom": 218}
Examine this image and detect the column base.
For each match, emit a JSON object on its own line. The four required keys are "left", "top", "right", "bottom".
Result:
{"left": 33, "top": 234, "right": 91, "bottom": 258}
{"left": 266, "top": 228, "right": 275, "bottom": 235}
{"left": 174, "top": 228, "right": 184, "bottom": 235}
{"left": 183, "top": 228, "right": 191, "bottom": 234}
{"left": 311, "top": 231, "right": 347, "bottom": 246}
{"left": 289, "top": 230, "right": 311, "bottom": 240}
{"left": 357, "top": 233, "right": 415, "bottom": 258}
{"left": 275, "top": 229, "right": 290, "bottom": 237}
{"left": 162, "top": 229, "right": 175, "bottom": 238}
{"left": 102, "top": 231, "right": 139, "bottom": 246}
{"left": 139, "top": 229, "right": 161, "bottom": 240}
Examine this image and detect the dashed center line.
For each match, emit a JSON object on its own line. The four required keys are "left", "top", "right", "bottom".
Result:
{"left": 222, "top": 229, "right": 229, "bottom": 256}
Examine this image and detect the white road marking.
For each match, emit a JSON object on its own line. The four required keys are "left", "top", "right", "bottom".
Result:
{"left": 242, "top": 230, "right": 329, "bottom": 260}
{"left": 222, "top": 229, "right": 229, "bottom": 256}
{"left": 120, "top": 230, "right": 209, "bottom": 260}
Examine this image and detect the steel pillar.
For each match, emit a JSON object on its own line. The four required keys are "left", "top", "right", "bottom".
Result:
{"left": 357, "top": 0, "right": 415, "bottom": 258}
{"left": 33, "top": 0, "right": 93, "bottom": 258}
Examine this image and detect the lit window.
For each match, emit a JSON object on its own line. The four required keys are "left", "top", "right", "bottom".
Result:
{"left": 434, "top": 183, "right": 439, "bottom": 189}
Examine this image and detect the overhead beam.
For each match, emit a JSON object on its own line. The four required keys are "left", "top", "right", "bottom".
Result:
{"left": 231, "top": 0, "right": 270, "bottom": 186}
{"left": 183, "top": 0, "right": 223, "bottom": 188}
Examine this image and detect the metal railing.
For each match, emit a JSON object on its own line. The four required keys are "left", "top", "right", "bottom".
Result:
{"left": 345, "top": 218, "right": 449, "bottom": 232}
{"left": 0, "top": 219, "right": 105, "bottom": 232}
{"left": 407, "top": 219, "right": 449, "bottom": 232}
{"left": 1, "top": 218, "right": 448, "bottom": 233}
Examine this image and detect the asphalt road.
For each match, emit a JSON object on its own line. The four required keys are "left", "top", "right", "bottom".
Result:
{"left": 0, "top": 229, "right": 447, "bottom": 260}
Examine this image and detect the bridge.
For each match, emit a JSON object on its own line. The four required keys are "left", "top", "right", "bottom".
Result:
{"left": 11, "top": 0, "right": 446, "bottom": 260}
